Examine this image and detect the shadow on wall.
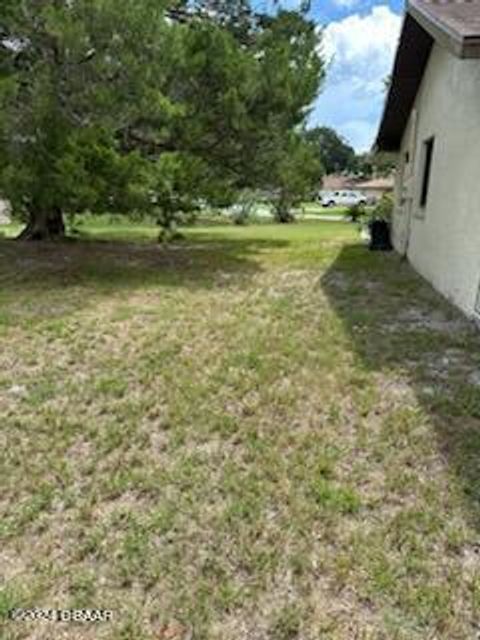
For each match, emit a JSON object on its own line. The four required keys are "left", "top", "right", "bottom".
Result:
{"left": 321, "top": 244, "right": 480, "bottom": 529}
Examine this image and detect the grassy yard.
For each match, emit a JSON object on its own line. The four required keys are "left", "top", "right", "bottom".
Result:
{"left": 300, "top": 203, "right": 350, "bottom": 218}
{"left": 1, "top": 220, "right": 480, "bottom": 639}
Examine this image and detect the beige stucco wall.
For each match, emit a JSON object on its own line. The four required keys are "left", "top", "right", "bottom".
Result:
{"left": 393, "top": 43, "right": 480, "bottom": 317}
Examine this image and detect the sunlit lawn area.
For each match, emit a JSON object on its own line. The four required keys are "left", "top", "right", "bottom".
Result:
{"left": 301, "top": 203, "right": 350, "bottom": 217}
{"left": 1, "top": 219, "right": 480, "bottom": 639}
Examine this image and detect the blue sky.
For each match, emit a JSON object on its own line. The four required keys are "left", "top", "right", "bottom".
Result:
{"left": 264, "top": 1, "right": 405, "bottom": 152}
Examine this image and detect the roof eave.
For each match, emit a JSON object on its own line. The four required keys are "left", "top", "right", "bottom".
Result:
{"left": 375, "top": 14, "right": 433, "bottom": 152}
{"left": 375, "top": 1, "right": 480, "bottom": 153}
{"left": 409, "top": 1, "right": 480, "bottom": 58}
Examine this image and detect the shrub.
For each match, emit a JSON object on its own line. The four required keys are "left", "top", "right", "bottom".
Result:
{"left": 372, "top": 193, "right": 394, "bottom": 221}
{"left": 359, "top": 193, "right": 394, "bottom": 233}
{"left": 348, "top": 202, "right": 366, "bottom": 222}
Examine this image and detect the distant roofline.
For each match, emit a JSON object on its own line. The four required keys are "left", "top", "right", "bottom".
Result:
{"left": 355, "top": 177, "right": 394, "bottom": 189}
{"left": 322, "top": 173, "right": 395, "bottom": 190}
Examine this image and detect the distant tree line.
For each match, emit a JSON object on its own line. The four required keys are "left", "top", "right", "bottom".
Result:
{"left": 304, "top": 126, "right": 396, "bottom": 179}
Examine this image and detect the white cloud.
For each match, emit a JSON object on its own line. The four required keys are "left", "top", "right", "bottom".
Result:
{"left": 322, "top": 6, "right": 401, "bottom": 67}
{"left": 311, "top": 5, "right": 402, "bottom": 151}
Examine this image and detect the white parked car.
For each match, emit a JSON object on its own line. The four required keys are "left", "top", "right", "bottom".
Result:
{"left": 320, "top": 190, "right": 367, "bottom": 208}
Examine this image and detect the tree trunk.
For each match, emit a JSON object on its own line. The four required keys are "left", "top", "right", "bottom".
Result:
{"left": 274, "top": 203, "right": 295, "bottom": 224}
{"left": 17, "top": 206, "right": 66, "bottom": 241}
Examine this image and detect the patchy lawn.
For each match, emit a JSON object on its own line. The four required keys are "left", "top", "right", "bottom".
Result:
{"left": 1, "top": 221, "right": 480, "bottom": 640}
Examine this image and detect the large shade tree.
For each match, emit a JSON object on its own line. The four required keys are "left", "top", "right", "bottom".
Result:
{"left": 304, "top": 126, "right": 356, "bottom": 175}
{"left": 0, "top": 1, "right": 325, "bottom": 239}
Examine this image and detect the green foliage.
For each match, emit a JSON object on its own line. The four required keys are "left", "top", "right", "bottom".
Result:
{"left": 268, "top": 132, "right": 323, "bottom": 223}
{"left": 55, "top": 128, "right": 147, "bottom": 215}
{"left": 305, "top": 126, "right": 356, "bottom": 175}
{"left": 238, "top": 11, "right": 326, "bottom": 223}
{"left": 356, "top": 152, "right": 396, "bottom": 179}
{"left": 0, "top": 1, "right": 325, "bottom": 237}
{"left": 348, "top": 202, "right": 366, "bottom": 223}
{"left": 358, "top": 193, "right": 394, "bottom": 236}
{"left": 0, "top": 0, "right": 179, "bottom": 232}
{"left": 372, "top": 193, "right": 394, "bottom": 221}
{"left": 304, "top": 127, "right": 396, "bottom": 182}
{"left": 231, "top": 189, "right": 258, "bottom": 225}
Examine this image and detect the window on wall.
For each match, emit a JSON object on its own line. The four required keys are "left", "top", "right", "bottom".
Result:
{"left": 420, "top": 137, "right": 435, "bottom": 208}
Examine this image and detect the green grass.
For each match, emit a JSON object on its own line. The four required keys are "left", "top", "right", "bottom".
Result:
{"left": 300, "top": 203, "right": 374, "bottom": 218}
{"left": 1, "top": 218, "right": 480, "bottom": 639}
{"left": 0, "top": 223, "right": 23, "bottom": 239}
{"left": 301, "top": 202, "right": 349, "bottom": 217}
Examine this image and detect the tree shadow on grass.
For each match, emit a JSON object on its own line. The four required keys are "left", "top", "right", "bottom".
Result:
{"left": 0, "top": 235, "right": 289, "bottom": 292}
{"left": 321, "top": 243, "right": 480, "bottom": 530}
{"left": 0, "top": 235, "right": 289, "bottom": 326}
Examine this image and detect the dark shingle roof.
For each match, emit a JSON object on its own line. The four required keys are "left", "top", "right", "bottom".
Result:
{"left": 412, "top": 0, "right": 480, "bottom": 39}
{"left": 376, "top": 0, "right": 480, "bottom": 151}
{"left": 410, "top": 0, "right": 480, "bottom": 56}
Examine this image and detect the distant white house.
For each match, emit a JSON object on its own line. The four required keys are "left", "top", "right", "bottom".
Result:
{"left": 321, "top": 174, "right": 394, "bottom": 204}
{"left": 376, "top": 0, "right": 480, "bottom": 318}
{"left": 354, "top": 176, "right": 394, "bottom": 204}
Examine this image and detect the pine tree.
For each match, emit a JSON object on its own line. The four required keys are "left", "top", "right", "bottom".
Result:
{"left": 0, "top": 1, "right": 325, "bottom": 239}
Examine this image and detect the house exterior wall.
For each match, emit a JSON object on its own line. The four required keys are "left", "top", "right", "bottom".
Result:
{"left": 393, "top": 43, "right": 480, "bottom": 317}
